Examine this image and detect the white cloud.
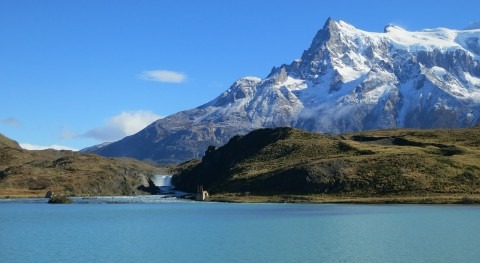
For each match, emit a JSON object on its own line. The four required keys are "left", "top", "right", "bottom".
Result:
{"left": 83, "top": 110, "right": 162, "bottom": 142}
{"left": 138, "top": 70, "right": 187, "bottom": 83}
{"left": 20, "top": 143, "right": 78, "bottom": 151}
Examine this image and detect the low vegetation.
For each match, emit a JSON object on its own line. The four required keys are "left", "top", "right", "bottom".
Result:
{"left": 3, "top": 125, "right": 480, "bottom": 204}
{"left": 0, "top": 135, "right": 161, "bottom": 198}
{"left": 173, "top": 126, "right": 480, "bottom": 202}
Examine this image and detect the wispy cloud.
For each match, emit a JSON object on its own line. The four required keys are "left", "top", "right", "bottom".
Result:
{"left": 138, "top": 70, "right": 187, "bottom": 83}
{"left": 83, "top": 110, "right": 162, "bottom": 142}
{"left": 19, "top": 143, "right": 78, "bottom": 151}
{"left": 59, "top": 126, "right": 76, "bottom": 140}
{"left": 1, "top": 118, "right": 21, "bottom": 127}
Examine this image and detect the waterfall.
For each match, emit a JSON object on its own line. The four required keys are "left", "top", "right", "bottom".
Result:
{"left": 151, "top": 175, "right": 174, "bottom": 194}
{"left": 150, "top": 174, "right": 189, "bottom": 198}
{"left": 151, "top": 175, "right": 173, "bottom": 187}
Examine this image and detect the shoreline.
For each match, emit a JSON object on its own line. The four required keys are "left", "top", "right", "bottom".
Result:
{"left": 207, "top": 193, "right": 480, "bottom": 205}
{"left": 2, "top": 192, "right": 480, "bottom": 205}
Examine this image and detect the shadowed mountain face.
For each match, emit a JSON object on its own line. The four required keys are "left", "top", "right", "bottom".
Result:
{"left": 0, "top": 134, "right": 160, "bottom": 197}
{"left": 86, "top": 18, "right": 480, "bottom": 164}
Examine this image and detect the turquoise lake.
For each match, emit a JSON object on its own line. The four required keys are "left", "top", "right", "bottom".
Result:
{"left": 1, "top": 198, "right": 479, "bottom": 263}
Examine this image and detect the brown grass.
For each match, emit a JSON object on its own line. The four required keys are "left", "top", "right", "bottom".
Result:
{"left": 0, "top": 135, "right": 162, "bottom": 197}
{"left": 208, "top": 193, "right": 480, "bottom": 204}
{"left": 174, "top": 127, "right": 480, "bottom": 198}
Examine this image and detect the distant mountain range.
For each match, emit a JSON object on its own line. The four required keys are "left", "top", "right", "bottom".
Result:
{"left": 84, "top": 18, "right": 480, "bottom": 164}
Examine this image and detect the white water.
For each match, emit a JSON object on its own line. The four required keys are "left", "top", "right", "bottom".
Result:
{"left": 150, "top": 174, "right": 190, "bottom": 197}
{"left": 151, "top": 175, "right": 173, "bottom": 187}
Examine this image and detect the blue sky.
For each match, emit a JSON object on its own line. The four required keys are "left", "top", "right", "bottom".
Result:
{"left": 1, "top": 0, "right": 479, "bottom": 150}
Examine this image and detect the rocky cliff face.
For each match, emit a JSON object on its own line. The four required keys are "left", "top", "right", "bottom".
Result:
{"left": 87, "top": 18, "right": 480, "bottom": 164}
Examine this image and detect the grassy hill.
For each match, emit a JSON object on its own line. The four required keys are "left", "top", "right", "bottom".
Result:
{"left": 0, "top": 134, "right": 161, "bottom": 198}
{"left": 173, "top": 126, "right": 480, "bottom": 203}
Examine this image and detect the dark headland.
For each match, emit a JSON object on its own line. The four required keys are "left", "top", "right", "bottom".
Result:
{"left": 172, "top": 126, "right": 480, "bottom": 204}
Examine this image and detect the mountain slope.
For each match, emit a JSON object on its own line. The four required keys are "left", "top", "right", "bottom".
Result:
{"left": 172, "top": 126, "right": 480, "bottom": 198}
{"left": 88, "top": 18, "right": 480, "bottom": 164}
{"left": 0, "top": 133, "right": 160, "bottom": 197}
{"left": 0, "top": 133, "right": 21, "bottom": 149}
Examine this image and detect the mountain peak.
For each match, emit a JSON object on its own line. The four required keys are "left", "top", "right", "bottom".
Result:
{"left": 384, "top": 24, "right": 404, "bottom": 33}
{"left": 321, "top": 18, "right": 356, "bottom": 33}
{"left": 312, "top": 18, "right": 336, "bottom": 41}
{"left": 322, "top": 17, "right": 335, "bottom": 29}
{"left": 310, "top": 18, "right": 359, "bottom": 45}
{"left": 304, "top": 18, "right": 341, "bottom": 56}
{"left": 86, "top": 19, "right": 480, "bottom": 164}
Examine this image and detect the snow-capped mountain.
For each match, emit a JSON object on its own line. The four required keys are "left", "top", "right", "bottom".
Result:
{"left": 86, "top": 18, "right": 480, "bottom": 164}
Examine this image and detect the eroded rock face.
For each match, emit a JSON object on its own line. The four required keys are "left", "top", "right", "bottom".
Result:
{"left": 86, "top": 19, "right": 480, "bottom": 164}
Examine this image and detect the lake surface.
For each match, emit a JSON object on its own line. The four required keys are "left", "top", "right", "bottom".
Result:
{"left": 1, "top": 198, "right": 479, "bottom": 263}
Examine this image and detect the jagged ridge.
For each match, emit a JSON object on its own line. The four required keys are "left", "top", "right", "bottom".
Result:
{"left": 87, "top": 18, "right": 480, "bottom": 164}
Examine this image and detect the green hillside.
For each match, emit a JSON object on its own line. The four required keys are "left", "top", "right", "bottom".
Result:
{"left": 0, "top": 134, "right": 160, "bottom": 198}
{"left": 173, "top": 127, "right": 480, "bottom": 203}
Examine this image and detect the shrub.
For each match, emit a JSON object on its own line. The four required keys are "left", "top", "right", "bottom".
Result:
{"left": 459, "top": 197, "right": 477, "bottom": 204}
{"left": 48, "top": 195, "right": 73, "bottom": 204}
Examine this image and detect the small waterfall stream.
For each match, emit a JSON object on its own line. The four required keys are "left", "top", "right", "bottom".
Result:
{"left": 151, "top": 175, "right": 173, "bottom": 187}
{"left": 151, "top": 175, "right": 174, "bottom": 194}
{"left": 150, "top": 175, "right": 190, "bottom": 198}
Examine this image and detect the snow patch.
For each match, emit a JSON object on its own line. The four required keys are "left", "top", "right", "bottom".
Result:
{"left": 464, "top": 72, "right": 480, "bottom": 86}
{"left": 333, "top": 64, "right": 367, "bottom": 83}
{"left": 241, "top": 76, "right": 262, "bottom": 82}
{"left": 283, "top": 77, "right": 307, "bottom": 91}
{"left": 386, "top": 26, "right": 461, "bottom": 51}
{"left": 430, "top": 66, "right": 448, "bottom": 77}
